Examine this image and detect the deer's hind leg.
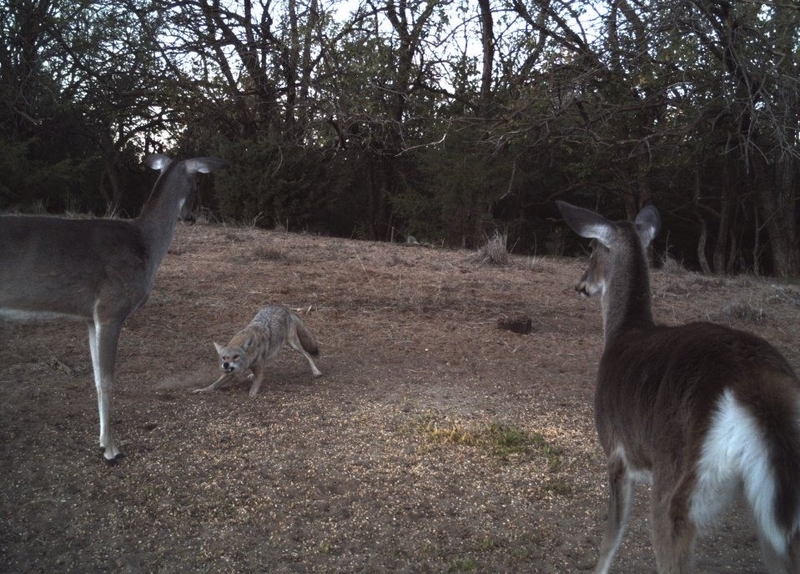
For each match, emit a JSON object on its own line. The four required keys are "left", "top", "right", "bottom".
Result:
{"left": 595, "top": 454, "right": 635, "bottom": 574}
{"left": 650, "top": 472, "right": 698, "bottom": 574}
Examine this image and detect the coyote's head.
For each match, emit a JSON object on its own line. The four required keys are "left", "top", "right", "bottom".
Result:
{"left": 213, "top": 338, "right": 254, "bottom": 374}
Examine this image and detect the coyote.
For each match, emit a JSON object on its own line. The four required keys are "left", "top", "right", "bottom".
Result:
{"left": 194, "top": 305, "right": 322, "bottom": 398}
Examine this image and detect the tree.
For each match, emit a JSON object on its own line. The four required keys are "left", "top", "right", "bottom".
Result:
{"left": 0, "top": 0, "right": 179, "bottom": 214}
{"left": 2, "top": 0, "right": 797, "bottom": 276}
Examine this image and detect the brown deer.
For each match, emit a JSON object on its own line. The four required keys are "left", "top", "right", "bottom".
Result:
{"left": 0, "top": 155, "right": 226, "bottom": 462}
{"left": 556, "top": 200, "right": 800, "bottom": 573}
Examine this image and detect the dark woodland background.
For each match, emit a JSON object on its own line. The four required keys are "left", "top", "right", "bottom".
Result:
{"left": 1, "top": 0, "right": 798, "bottom": 276}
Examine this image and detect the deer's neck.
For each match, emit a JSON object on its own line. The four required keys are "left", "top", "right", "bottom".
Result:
{"left": 134, "top": 170, "right": 187, "bottom": 278}
{"left": 601, "top": 250, "right": 655, "bottom": 345}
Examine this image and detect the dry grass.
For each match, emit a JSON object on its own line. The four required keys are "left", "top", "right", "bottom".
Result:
{"left": 1, "top": 223, "right": 799, "bottom": 573}
{"left": 660, "top": 252, "right": 688, "bottom": 276}
{"left": 476, "top": 230, "right": 510, "bottom": 265}
{"left": 720, "top": 299, "right": 767, "bottom": 323}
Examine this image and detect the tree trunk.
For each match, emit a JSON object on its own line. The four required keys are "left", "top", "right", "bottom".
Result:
{"left": 712, "top": 159, "right": 733, "bottom": 274}
{"left": 693, "top": 171, "right": 712, "bottom": 274}
{"left": 758, "top": 159, "right": 800, "bottom": 277}
{"left": 477, "top": 0, "right": 494, "bottom": 119}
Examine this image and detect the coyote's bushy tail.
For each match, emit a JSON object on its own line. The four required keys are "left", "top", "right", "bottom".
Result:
{"left": 294, "top": 315, "right": 320, "bottom": 356}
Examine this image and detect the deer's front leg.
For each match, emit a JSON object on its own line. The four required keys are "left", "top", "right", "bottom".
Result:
{"left": 89, "top": 321, "right": 123, "bottom": 461}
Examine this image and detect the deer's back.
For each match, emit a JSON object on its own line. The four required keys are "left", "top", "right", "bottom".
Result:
{"left": 0, "top": 215, "right": 149, "bottom": 319}
{"left": 596, "top": 321, "right": 799, "bottom": 471}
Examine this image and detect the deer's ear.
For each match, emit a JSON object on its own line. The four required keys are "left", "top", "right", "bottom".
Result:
{"left": 635, "top": 205, "right": 660, "bottom": 247}
{"left": 185, "top": 157, "right": 227, "bottom": 174}
{"left": 556, "top": 201, "right": 615, "bottom": 247}
{"left": 144, "top": 154, "right": 172, "bottom": 172}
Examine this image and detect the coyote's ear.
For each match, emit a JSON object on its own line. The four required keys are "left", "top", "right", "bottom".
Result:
{"left": 213, "top": 342, "right": 223, "bottom": 354}
{"left": 242, "top": 335, "right": 254, "bottom": 350}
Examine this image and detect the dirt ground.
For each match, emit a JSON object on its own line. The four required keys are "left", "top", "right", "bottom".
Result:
{"left": 2, "top": 222, "right": 800, "bottom": 573}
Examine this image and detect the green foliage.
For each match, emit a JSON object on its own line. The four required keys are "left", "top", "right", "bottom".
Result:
{"left": 212, "top": 137, "right": 334, "bottom": 230}
{"left": 0, "top": 138, "right": 29, "bottom": 207}
{"left": 0, "top": 0, "right": 797, "bottom": 274}
{"left": 0, "top": 135, "right": 104, "bottom": 213}
{"left": 529, "top": 432, "right": 565, "bottom": 472}
{"left": 392, "top": 129, "right": 517, "bottom": 247}
{"left": 419, "top": 414, "right": 563, "bottom": 467}
{"left": 483, "top": 422, "right": 530, "bottom": 458}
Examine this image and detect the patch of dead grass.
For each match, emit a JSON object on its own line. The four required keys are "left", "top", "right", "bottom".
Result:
{"left": 1, "top": 223, "right": 797, "bottom": 573}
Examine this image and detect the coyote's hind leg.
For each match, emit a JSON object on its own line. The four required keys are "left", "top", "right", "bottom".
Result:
{"left": 287, "top": 329, "right": 322, "bottom": 377}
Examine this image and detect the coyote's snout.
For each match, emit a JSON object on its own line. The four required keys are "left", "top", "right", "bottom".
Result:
{"left": 194, "top": 305, "right": 322, "bottom": 398}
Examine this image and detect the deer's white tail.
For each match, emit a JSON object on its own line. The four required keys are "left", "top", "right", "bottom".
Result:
{"left": 696, "top": 389, "right": 800, "bottom": 552}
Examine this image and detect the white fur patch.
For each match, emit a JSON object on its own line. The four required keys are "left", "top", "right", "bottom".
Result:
{"left": 0, "top": 308, "right": 84, "bottom": 322}
{"left": 612, "top": 444, "right": 653, "bottom": 484}
{"left": 584, "top": 223, "right": 614, "bottom": 247}
{"left": 692, "top": 389, "right": 790, "bottom": 552}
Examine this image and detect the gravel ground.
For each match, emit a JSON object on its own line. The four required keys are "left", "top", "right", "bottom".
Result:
{"left": 2, "top": 223, "right": 799, "bottom": 573}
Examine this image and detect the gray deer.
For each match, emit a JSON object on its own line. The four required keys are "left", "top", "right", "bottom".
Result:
{"left": 557, "top": 200, "right": 800, "bottom": 573}
{"left": 0, "top": 155, "right": 226, "bottom": 461}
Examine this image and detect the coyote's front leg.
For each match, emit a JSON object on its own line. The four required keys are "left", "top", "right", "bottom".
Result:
{"left": 248, "top": 368, "right": 264, "bottom": 398}
{"left": 193, "top": 372, "right": 235, "bottom": 394}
